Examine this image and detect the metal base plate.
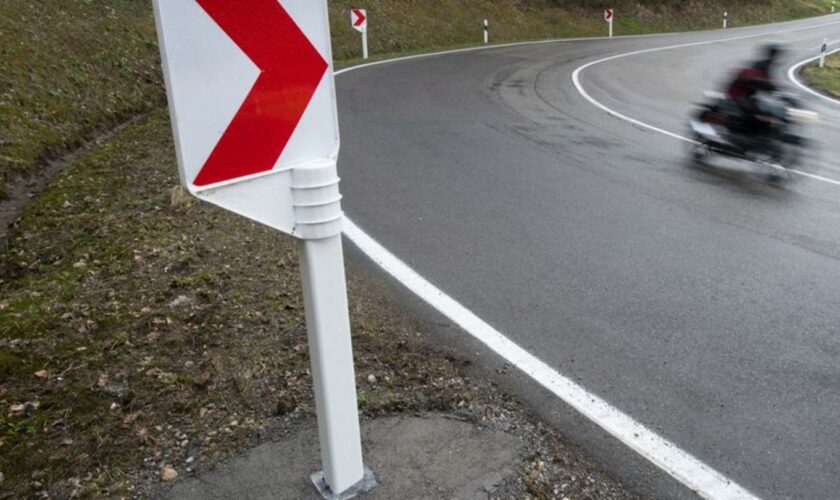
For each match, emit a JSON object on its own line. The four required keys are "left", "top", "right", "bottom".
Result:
{"left": 311, "top": 467, "right": 377, "bottom": 500}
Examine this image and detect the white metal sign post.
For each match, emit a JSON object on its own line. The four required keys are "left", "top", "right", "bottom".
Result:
{"left": 723, "top": 11, "right": 728, "bottom": 29}
{"left": 604, "top": 9, "right": 614, "bottom": 38}
{"left": 152, "top": 1, "right": 374, "bottom": 498}
{"left": 351, "top": 8, "right": 368, "bottom": 59}
{"left": 821, "top": 37, "right": 829, "bottom": 68}
{"left": 484, "top": 19, "right": 489, "bottom": 44}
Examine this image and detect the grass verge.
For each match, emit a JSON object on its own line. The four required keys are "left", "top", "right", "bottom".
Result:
{"left": 327, "top": 0, "right": 837, "bottom": 61}
{"left": 801, "top": 52, "right": 840, "bottom": 97}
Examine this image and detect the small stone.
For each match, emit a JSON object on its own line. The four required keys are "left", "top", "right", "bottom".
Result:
{"left": 104, "top": 381, "right": 128, "bottom": 399}
{"left": 367, "top": 374, "right": 376, "bottom": 383}
{"left": 168, "top": 295, "right": 193, "bottom": 309}
{"left": 72, "top": 261, "right": 86, "bottom": 269}
{"left": 34, "top": 370, "right": 48, "bottom": 379}
{"left": 160, "top": 466, "right": 178, "bottom": 482}
{"left": 170, "top": 186, "right": 194, "bottom": 210}
{"left": 185, "top": 456, "right": 194, "bottom": 464}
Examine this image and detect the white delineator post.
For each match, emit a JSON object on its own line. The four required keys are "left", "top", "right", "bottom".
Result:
{"left": 152, "top": 1, "right": 374, "bottom": 497}
{"left": 605, "top": 9, "right": 614, "bottom": 38}
{"left": 292, "top": 162, "right": 372, "bottom": 497}
{"left": 351, "top": 9, "right": 368, "bottom": 59}
{"left": 833, "top": 2, "right": 836, "bottom": 14}
{"left": 723, "top": 11, "right": 728, "bottom": 29}
{"left": 362, "top": 29, "right": 368, "bottom": 59}
{"left": 484, "top": 19, "right": 489, "bottom": 44}
{"left": 820, "top": 37, "right": 828, "bottom": 68}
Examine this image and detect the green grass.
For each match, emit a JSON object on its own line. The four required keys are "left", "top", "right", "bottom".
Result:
{"left": 802, "top": 52, "right": 840, "bottom": 97}
{"left": 0, "top": 0, "right": 163, "bottom": 198}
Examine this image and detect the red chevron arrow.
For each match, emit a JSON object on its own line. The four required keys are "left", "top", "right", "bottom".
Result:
{"left": 193, "top": 0, "right": 328, "bottom": 186}
{"left": 352, "top": 9, "right": 366, "bottom": 27}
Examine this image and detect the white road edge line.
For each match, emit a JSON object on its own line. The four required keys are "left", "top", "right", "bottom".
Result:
{"left": 788, "top": 46, "right": 840, "bottom": 106}
{"left": 341, "top": 218, "right": 757, "bottom": 500}
{"left": 571, "top": 20, "right": 840, "bottom": 187}
{"left": 326, "top": 25, "right": 813, "bottom": 500}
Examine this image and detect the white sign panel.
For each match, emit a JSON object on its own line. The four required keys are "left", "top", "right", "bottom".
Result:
{"left": 351, "top": 8, "right": 367, "bottom": 33}
{"left": 152, "top": 0, "right": 340, "bottom": 234}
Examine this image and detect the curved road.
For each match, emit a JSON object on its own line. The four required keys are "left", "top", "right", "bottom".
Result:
{"left": 336, "top": 15, "right": 840, "bottom": 499}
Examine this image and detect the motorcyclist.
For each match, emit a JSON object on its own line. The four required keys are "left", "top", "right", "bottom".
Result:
{"left": 724, "top": 42, "right": 787, "bottom": 134}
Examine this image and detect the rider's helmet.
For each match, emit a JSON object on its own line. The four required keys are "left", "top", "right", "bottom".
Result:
{"left": 761, "top": 41, "right": 789, "bottom": 62}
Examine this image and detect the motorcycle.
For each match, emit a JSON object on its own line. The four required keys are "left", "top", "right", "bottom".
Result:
{"left": 688, "top": 90, "right": 819, "bottom": 182}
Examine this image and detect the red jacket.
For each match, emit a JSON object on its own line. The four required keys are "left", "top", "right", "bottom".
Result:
{"left": 726, "top": 60, "right": 776, "bottom": 101}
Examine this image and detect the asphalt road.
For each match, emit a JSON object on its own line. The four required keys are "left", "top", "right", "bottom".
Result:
{"left": 337, "top": 14, "right": 840, "bottom": 500}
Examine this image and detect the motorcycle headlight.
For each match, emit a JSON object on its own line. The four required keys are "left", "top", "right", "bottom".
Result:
{"left": 787, "top": 108, "right": 820, "bottom": 124}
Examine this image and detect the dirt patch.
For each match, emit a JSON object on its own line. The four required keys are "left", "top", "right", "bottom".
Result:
{"left": 158, "top": 413, "right": 631, "bottom": 499}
